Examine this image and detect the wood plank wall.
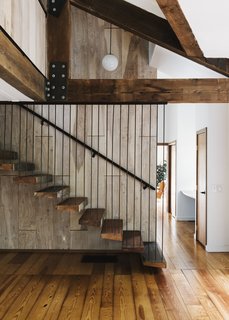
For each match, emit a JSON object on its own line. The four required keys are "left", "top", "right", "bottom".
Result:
{"left": 71, "top": 7, "right": 157, "bottom": 79}
{"left": 0, "top": 104, "right": 158, "bottom": 249}
{"left": 0, "top": 0, "right": 46, "bottom": 75}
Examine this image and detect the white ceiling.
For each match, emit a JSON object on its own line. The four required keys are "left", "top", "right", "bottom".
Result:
{"left": 178, "top": 0, "right": 229, "bottom": 58}
{"left": 124, "top": 0, "right": 165, "bottom": 18}
{"left": 125, "top": 0, "right": 229, "bottom": 58}
{"left": 0, "top": 79, "right": 32, "bottom": 102}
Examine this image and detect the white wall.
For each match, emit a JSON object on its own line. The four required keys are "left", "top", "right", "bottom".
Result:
{"left": 165, "top": 104, "right": 196, "bottom": 221}
{"left": 195, "top": 104, "right": 229, "bottom": 252}
{"left": 165, "top": 103, "right": 229, "bottom": 252}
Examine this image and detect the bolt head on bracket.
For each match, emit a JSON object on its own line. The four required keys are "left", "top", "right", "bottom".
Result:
{"left": 45, "top": 62, "right": 68, "bottom": 102}
{"left": 48, "top": 0, "right": 67, "bottom": 17}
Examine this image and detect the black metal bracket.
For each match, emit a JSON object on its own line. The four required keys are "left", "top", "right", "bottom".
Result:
{"left": 48, "top": 0, "right": 66, "bottom": 17}
{"left": 45, "top": 62, "right": 67, "bottom": 102}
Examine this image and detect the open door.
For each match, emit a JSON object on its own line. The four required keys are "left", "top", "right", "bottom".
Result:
{"left": 196, "top": 128, "right": 207, "bottom": 246}
{"left": 168, "top": 142, "right": 176, "bottom": 218}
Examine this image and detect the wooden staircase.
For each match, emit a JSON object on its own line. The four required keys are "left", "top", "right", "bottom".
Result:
{"left": 0, "top": 149, "right": 160, "bottom": 260}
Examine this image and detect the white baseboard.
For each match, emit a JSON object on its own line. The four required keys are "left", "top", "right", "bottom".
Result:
{"left": 175, "top": 216, "right": 195, "bottom": 221}
{"left": 206, "top": 244, "right": 229, "bottom": 252}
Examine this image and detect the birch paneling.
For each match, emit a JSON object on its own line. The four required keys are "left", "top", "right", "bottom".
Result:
{"left": 71, "top": 7, "right": 156, "bottom": 79}
{"left": 0, "top": 103, "right": 158, "bottom": 249}
{"left": 0, "top": 0, "right": 46, "bottom": 75}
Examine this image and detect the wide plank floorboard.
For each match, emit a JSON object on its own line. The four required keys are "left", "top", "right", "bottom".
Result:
{"left": 0, "top": 210, "right": 228, "bottom": 319}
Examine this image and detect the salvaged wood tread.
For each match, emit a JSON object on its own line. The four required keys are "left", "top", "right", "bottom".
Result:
{"left": 79, "top": 208, "right": 105, "bottom": 227}
{"left": 122, "top": 230, "right": 144, "bottom": 252}
{"left": 56, "top": 197, "right": 88, "bottom": 212}
{"left": 14, "top": 174, "right": 53, "bottom": 184}
{"left": 34, "top": 185, "right": 69, "bottom": 199}
{"left": 101, "top": 219, "right": 123, "bottom": 241}
{"left": 141, "top": 242, "right": 166, "bottom": 268}
{"left": 0, "top": 162, "right": 35, "bottom": 172}
{"left": 0, "top": 150, "right": 18, "bottom": 160}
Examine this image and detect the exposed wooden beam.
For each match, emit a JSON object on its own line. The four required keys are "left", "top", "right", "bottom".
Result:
{"left": 47, "top": 0, "right": 71, "bottom": 66}
{"left": 70, "top": 0, "right": 229, "bottom": 77}
{"left": 155, "top": 0, "right": 203, "bottom": 58}
{"left": 68, "top": 79, "right": 229, "bottom": 103}
{"left": 0, "top": 28, "right": 45, "bottom": 101}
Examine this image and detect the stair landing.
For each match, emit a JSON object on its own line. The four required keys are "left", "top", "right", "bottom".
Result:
{"left": 101, "top": 219, "right": 123, "bottom": 241}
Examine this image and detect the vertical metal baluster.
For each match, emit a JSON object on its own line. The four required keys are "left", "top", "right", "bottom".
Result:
{"left": 105, "top": 105, "right": 108, "bottom": 213}
{"left": 90, "top": 105, "right": 93, "bottom": 208}
{"left": 10, "top": 104, "right": 13, "bottom": 152}
{"left": 155, "top": 104, "right": 159, "bottom": 248}
{"left": 3, "top": 104, "right": 6, "bottom": 151}
{"left": 62, "top": 105, "right": 65, "bottom": 197}
{"left": 40, "top": 105, "right": 43, "bottom": 187}
{"left": 83, "top": 106, "right": 86, "bottom": 198}
{"left": 126, "top": 105, "right": 130, "bottom": 231}
{"left": 119, "top": 105, "right": 121, "bottom": 220}
{"left": 75, "top": 105, "right": 78, "bottom": 198}
{"left": 69, "top": 105, "right": 71, "bottom": 196}
{"left": 25, "top": 107, "right": 28, "bottom": 169}
{"left": 97, "top": 105, "right": 100, "bottom": 208}
{"left": 47, "top": 104, "right": 50, "bottom": 185}
{"left": 134, "top": 104, "right": 137, "bottom": 232}
{"left": 148, "top": 104, "right": 152, "bottom": 243}
{"left": 54, "top": 105, "right": 57, "bottom": 186}
{"left": 140, "top": 105, "right": 143, "bottom": 232}
{"left": 19, "top": 106, "right": 21, "bottom": 175}
{"left": 111, "top": 104, "right": 114, "bottom": 218}
{"left": 32, "top": 105, "right": 35, "bottom": 174}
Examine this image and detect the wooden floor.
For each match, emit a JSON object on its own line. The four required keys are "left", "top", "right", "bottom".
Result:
{"left": 0, "top": 214, "right": 229, "bottom": 319}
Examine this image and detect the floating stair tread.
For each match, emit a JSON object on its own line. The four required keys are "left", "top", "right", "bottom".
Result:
{"left": 0, "top": 162, "right": 35, "bottom": 172}
{"left": 79, "top": 208, "right": 105, "bottom": 227}
{"left": 101, "top": 219, "right": 123, "bottom": 241}
{"left": 122, "top": 231, "right": 144, "bottom": 253}
{"left": 0, "top": 150, "right": 18, "bottom": 160}
{"left": 141, "top": 242, "right": 166, "bottom": 268}
{"left": 34, "top": 185, "right": 69, "bottom": 199}
{"left": 14, "top": 174, "right": 53, "bottom": 184}
{"left": 56, "top": 197, "right": 88, "bottom": 212}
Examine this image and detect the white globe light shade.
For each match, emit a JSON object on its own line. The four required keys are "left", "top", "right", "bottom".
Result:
{"left": 102, "top": 54, "right": 118, "bottom": 71}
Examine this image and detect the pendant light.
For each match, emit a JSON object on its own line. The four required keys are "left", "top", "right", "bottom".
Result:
{"left": 102, "top": 24, "right": 118, "bottom": 72}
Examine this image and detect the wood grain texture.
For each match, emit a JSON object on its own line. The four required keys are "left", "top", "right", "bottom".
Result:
{"left": 156, "top": 0, "right": 203, "bottom": 57}
{"left": 0, "top": 29, "right": 45, "bottom": 100}
{"left": 56, "top": 197, "right": 88, "bottom": 212}
{"left": 0, "top": 219, "right": 228, "bottom": 317}
{"left": 70, "top": 0, "right": 229, "bottom": 76}
{"left": 0, "top": 0, "right": 46, "bottom": 75}
{"left": 47, "top": 0, "right": 71, "bottom": 66}
{"left": 68, "top": 78, "right": 229, "bottom": 104}
{"left": 70, "top": 7, "right": 156, "bottom": 79}
{"left": 0, "top": 102, "right": 156, "bottom": 249}
{"left": 101, "top": 219, "right": 123, "bottom": 241}
{"left": 79, "top": 208, "right": 105, "bottom": 227}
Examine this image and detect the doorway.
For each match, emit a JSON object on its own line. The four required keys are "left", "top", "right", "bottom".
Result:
{"left": 196, "top": 128, "right": 207, "bottom": 246}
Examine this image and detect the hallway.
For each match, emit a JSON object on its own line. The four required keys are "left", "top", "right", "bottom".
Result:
{"left": 0, "top": 215, "right": 228, "bottom": 319}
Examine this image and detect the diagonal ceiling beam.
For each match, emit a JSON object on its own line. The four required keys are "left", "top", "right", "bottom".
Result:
{"left": 67, "top": 79, "right": 229, "bottom": 104}
{"left": 70, "top": 0, "right": 229, "bottom": 77}
{"left": 155, "top": 0, "right": 203, "bottom": 58}
{"left": 0, "top": 28, "right": 45, "bottom": 101}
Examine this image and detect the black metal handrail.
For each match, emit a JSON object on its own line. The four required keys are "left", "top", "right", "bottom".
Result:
{"left": 19, "top": 103, "right": 155, "bottom": 190}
